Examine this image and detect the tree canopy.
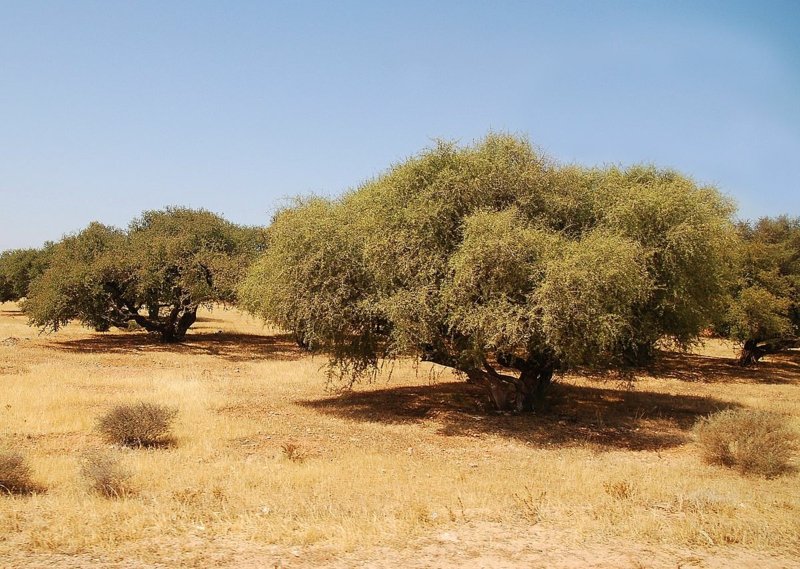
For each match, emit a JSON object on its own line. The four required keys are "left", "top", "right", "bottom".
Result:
{"left": 725, "top": 216, "right": 800, "bottom": 365}
{"left": 24, "top": 208, "right": 265, "bottom": 342}
{"left": 240, "top": 134, "right": 737, "bottom": 411}
{"left": 0, "top": 247, "right": 51, "bottom": 302}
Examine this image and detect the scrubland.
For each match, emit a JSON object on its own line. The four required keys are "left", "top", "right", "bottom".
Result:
{"left": 0, "top": 302, "right": 798, "bottom": 568}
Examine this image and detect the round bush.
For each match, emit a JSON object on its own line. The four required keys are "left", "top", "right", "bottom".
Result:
{"left": 97, "top": 402, "right": 178, "bottom": 448}
{"left": 0, "top": 451, "right": 40, "bottom": 494}
{"left": 694, "top": 409, "right": 798, "bottom": 477}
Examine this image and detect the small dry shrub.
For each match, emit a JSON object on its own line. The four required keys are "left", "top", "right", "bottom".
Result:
{"left": 80, "top": 450, "right": 135, "bottom": 498}
{"left": 512, "top": 486, "right": 547, "bottom": 524}
{"left": 97, "top": 402, "right": 178, "bottom": 448}
{"left": 281, "top": 442, "right": 307, "bottom": 463}
{"left": 604, "top": 479, "right": 636, "bottom": 501}
{"left": 694, "top": 409, "right": 798, "bottom": 477}
{"left": 0, "top": 451, "right": 41, "bottom": 495}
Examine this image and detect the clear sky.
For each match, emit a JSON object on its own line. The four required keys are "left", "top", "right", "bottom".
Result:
{"left": 1, "top": 0, "right": 798, "bottom": 249}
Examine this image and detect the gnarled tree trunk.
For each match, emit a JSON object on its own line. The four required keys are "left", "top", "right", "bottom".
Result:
{"left": 738, "top": 339, "right": 762, "bottom": 366}
{"left": 738, "top": 337, "right": 799, "bottom": 366}
{"left": 420, "top": 339, "right": 557, "bottom": 413}
{"left": 156, "top": 301, "right": 198, "bottom": 342}
{"left": 466, "top": 357, "right": 555, "bottom": 413}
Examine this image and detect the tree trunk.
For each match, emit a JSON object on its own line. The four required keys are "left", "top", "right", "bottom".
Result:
{"left": 738, "top": 337, "right": 799, "bottom": 366}
{"left": 293, "top": 327, "right": 310, "bottom": 350}
{"left": 738, "top": 339, "right": 762, "bottom": 366}
{"left": 623, "top": 341, "right": 656, "bottom": 366}
{"left": 466, "top": 368, "right": 522, "bottom": 412}
{"left": 159, "top": 305, "right": 197, "bottom": 342}
{"left": 418, "top": 344, "right": 556, "bottom": 413}
{"left": 472, "top": 358, "right": 555, "bottom": 413}
{"left": 517, "top": 365, "right": 553, "bottom": 412}
{"left": 496, "top": 351, "right": 556, "bottom": 412}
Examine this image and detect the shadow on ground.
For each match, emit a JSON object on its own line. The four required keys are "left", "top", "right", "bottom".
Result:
{"left": 647, "top": 349, "right": 800, "bottom": 385}
{"left": 302, "top": 380, "right": 739, "bottom": 451}
{"left": 47, "top": 331, "right": 303, "bottom": 362}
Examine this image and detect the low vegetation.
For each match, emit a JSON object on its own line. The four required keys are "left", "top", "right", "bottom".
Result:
{"left": 80, "top": 450, "right": 135, "bottom": 498}
{"left": 695, "top": 409, "right": 798, "bottom": 477}
{"left": 0, "top": 305, "right": 798, "bottom": 567}
{"left": 280, "top": 442, "right": 308, "bottom": 463}
{"left": 97, "top": 402, "right": 178, "bottom": 448}
{"left": 0, "top": 451, "right": 41, "bottom": 495}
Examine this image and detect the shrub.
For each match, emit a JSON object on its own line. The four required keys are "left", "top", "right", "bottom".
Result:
{"left": 694, "top": 409, "right": 798, "bottom": 477}
{"left": 80, "top": 450, "right": 135, "bottom": 498}
{"left": 0, "top": 451, "right": 40, "bottom": 494}
{"left": 281, "top": 442, "right": 308, "bottom": 463}
{"left": 97, "top": 402, "right": 178, "bottom": 447}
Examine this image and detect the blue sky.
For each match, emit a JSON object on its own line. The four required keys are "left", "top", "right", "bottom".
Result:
{"left": 1, "top": 0, "right": 798, "bottom": 249}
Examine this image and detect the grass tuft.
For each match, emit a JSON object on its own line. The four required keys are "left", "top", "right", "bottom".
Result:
{"left": 97, "top": 401, "right": 178, "bottom": 448}
{"left": 0, "top": 451, "right": 41, "bottom": 495}
{"left": 694, "top": 408, "right": 798, "bottom": 477}
{"left": 281, "top": 442, "right": 308, "bottom": 463}
{"left": 80, "top": 450, "right": 135, "bottom": 498}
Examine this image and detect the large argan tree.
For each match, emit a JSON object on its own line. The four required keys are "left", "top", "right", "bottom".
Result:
{"left": 726, "top": 216, "right": 800, "bottom": 365}
{"left": 24, "top": 208, "right": 264, "bottom": 342}
{"left": 240, "top": 135, "right": 737, "bottom": 411}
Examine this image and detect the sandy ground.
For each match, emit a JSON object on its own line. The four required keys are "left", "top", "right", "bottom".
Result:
{"left": 2, "top": 303, "right": 799, "bottom": 568}
{"left": 2, "top": 521, "right": 798, "bottom": 569}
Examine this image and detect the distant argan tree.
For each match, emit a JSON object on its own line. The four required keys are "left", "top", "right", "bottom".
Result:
{"left": 240, "top": 135, "right": 737, "bottom": 411}
{"left": 726, "top": 216, "right": 800, "bottom": 365}
{"left": 24, "top": 208, "right": 264, "bottom": 342}
{"left": 0, "top": 247, "right": 51, "bottom": 302}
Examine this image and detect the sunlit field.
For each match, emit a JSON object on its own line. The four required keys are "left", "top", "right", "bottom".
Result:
{"left": 1, "top": 302, "right": 798, "bottom": 568}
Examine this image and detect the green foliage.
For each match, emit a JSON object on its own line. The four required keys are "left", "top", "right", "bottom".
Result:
{"left": 23, "top": 222, "right": 127, "bottom": 332}
{"left": 0, "top": 247, "right": 51, "bottom": 302}
{"left": 726, "top": 216, "right": 800, "bottom": 345}
{"left": 97, "top": 402, "right": 178, "bottom": 448}
{"left": 534, "top": 229, "right": 653, "bottom": 365}
{"left": 238, "top": 197, "right": 378, "bottom": 371}
{"left": 241, "top": 134, "right": 737, "bottom": 405}
{"left": 23, "top": 208, "right": 263, "bottom": 341}
{"left": 695, "top": 409, "right": 798, "bottom": 478}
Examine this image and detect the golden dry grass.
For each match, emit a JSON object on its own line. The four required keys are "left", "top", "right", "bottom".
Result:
{"left": 0, "top": 302, "right": 799, "bottom": 567}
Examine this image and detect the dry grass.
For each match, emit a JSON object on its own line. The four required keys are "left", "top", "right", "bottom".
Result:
{"left": 80, "top": 450, "right": 136, "bottom": 498}
{"left": 97, "top": 401, "right": 178, "bottom": 448}
{"left": 0, "top": 451, "right": 40, "bottom": 495}
{"left": 281, "top": 442, "right": 308, "bottom": 463}
{"left": 0, "top": 302, "right": 799, "bottom": 567}
{"left": 695, "top": 408, "right": 798, "bottom": 477}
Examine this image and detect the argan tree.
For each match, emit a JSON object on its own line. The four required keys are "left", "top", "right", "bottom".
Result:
{"left": 0, "top": 247, "right": 51, "bottom": 302}
{"left": 24, "top": 208, "right": 264, "bottom": 342}
{"left": 241, "top": 135, "right": 737, "bottom": 411}
{"left": 726, "top": 216, "right": 800, "bottom": 365}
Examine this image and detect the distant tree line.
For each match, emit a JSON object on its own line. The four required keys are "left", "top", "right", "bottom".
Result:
{"left": 1, "top": 135, "right": 797, "bottom": 410}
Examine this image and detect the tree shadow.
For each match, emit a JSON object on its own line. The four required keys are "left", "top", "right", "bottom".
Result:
{"left": 47, "top": 331, "right": 303, "bottom": 363}
{"left": 647, "top": 349, "right": 800, "bottom": 385}
{"left": 195, "top": 316, "right": 227, "bottom": 324}
{"left": 301, "top": 380, "right": 738, "bottom": 451}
